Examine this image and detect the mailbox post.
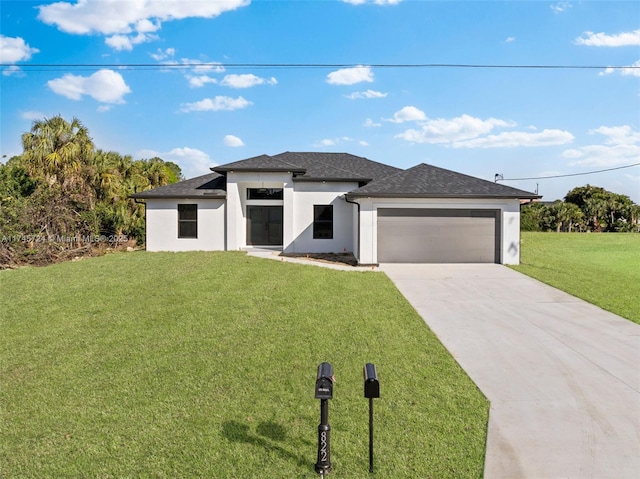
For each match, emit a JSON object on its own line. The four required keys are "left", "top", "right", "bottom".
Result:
{"left": 363, "top": 363, "right": 380, "bottom": 473}
{"left": 315, "top": 362, "right": 334, "bottom": 477}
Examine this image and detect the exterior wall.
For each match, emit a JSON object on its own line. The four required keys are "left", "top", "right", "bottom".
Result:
{"left": 225, "top": 171, "right": 293, "bottom": 250}
{"left": 226, "top": 172, "right": 357, "bottom": 253}
{"left": 145, "top": 198, "right": 225, "bottom": 252}
{"left": 354, "top": 197, "right": 522, "bottom": 265}
{"left": 287, "top": 181, "right": 358, "bottom": 253}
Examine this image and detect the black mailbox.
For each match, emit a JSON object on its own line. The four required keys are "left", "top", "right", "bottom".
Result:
{"left": 315, "top": 362, "right": 334, "bottom": 400}
{"left": 363, "top": 363, "right": 379, "bottom": 398}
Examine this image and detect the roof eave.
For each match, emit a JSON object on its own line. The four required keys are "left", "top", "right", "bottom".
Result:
{"left": 130, "top": 192, "right": 227, "bottom": 200}
{"left": 294, "top": 176, "right": 372, "bottom": 183}
{"left": 346, "top": 193, "right": 542, "bottom": 200}
{"left": 212, "top": 166, "right": 306, "bottom": 174}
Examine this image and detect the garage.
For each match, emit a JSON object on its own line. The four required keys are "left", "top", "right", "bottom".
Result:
{"left": 377, "top": 208, "right": 500, "bottom": 263}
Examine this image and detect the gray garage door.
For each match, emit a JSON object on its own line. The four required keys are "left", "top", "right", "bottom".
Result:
{"left": 377, "top": 208, "right": 500, "bottom": 263}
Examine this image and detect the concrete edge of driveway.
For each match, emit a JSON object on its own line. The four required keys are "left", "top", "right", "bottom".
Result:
{"left": 379, "top": 263, "right": 640, "bottom": 479}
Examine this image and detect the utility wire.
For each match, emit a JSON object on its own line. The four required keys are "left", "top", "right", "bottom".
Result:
{"left": 497, "top": 162, "right": 640, "bottom": 182}
{"left": 2, "top": 62, "right": 639, "bottom": 71}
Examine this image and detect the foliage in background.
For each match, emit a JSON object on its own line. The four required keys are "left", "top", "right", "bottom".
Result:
{"left": 521, "top": 185, "right": 639, "bottom": 233}
{"left": 0, "top": 252, "right": 488, "bottom": 478}
{"left": 0, "top": 115, "right": 182, "bottom": 268}
{"left": 513, "top": 232, "right": 640, "bottom": 324}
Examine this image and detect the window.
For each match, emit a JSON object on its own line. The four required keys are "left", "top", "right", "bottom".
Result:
{"left": 247, "top": 188, "right": 283, "bottom": 200}
{"left": 178, "top": 204, "right": 197, "bottom": 238}
{"left": 313, "top": 205, "right": 333, "bottom": 239}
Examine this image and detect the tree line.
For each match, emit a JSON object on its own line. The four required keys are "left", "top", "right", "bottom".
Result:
{"left": 0, "top": 116, "right": 182, "bottom": 268}
{"left": 521, "top": 185, "right": 639, "bottom": 233}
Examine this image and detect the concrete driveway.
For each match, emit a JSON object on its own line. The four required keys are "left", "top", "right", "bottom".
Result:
{"left": 380, "top": 263, "right": 640, "bottom": 479}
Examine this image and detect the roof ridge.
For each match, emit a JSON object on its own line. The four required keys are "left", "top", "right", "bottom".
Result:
{"left": 269, "top": 152, "right": 309, "bottom": 170}
{"left": 285, "top": 152, "right": 372, "bottom": 179}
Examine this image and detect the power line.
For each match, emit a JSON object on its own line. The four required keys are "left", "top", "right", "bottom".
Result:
{"left": 496, "top": 162, "right": 640, "bottom": 182}
{"left": 2, "top": 62, "right": 639, "bottom": 71}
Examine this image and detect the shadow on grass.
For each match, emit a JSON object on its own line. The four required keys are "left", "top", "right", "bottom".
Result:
{"left": 222, "top": 420, "right": 312, "bottom": 469}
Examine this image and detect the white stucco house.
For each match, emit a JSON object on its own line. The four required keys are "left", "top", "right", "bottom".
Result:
{"left": 131, "top": 152, "right": 540, "bottom": 265}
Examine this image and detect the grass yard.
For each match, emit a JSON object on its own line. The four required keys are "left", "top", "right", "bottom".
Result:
{"left": 513, "top": 232, "right": 640, "bottom": 324}
{"left": 1, "top": 252, "right": 488, "bottom": 478}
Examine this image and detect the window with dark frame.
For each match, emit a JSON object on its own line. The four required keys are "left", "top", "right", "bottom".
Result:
{"left": 313, "top": 205, "right": 333, "bottom": 239}
{"left": 247, "top": 188, "right": 283, "bottom": 200}
{"left": 178, "top": 204, "right": 198, "bottom": 238}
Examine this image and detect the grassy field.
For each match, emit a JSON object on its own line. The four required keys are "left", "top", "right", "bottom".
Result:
{"left": 513, "top": 232, "right": 640, "bottom": 324}
{"left": 1, "top": 252, "right": 488, "bottom": 478}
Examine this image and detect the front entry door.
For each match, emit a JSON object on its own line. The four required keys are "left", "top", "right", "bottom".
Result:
{"left": 246, "top": 206, "right": 283, "bottom": 246}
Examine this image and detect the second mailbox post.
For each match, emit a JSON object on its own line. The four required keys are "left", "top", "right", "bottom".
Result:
{"left": 364, "top": 363, "right": 380, "bottom": 473}
{"left": 315, "top": 362, "right": 334, "bottom": 477}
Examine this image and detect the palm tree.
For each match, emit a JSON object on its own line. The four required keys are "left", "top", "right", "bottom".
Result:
{"left": 555, "top": 202, "right": 584, "bottom": 232}
{"left": 21, "top": 116, "right": 94, "bottom": 189}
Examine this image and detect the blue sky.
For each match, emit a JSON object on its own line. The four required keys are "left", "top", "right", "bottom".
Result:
{"left": 1, "top": 0, "right": 639, "bottom": 202}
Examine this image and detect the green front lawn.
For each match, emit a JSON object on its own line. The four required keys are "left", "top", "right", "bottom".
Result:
{"left": 513, "top": 232, "right": 640, "bottom": 324}
{"left": 1, "top": 252, "right": 488, "bottom": 478}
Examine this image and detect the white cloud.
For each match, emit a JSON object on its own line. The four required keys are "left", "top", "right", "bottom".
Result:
{"left": 105, "top": 32, "right": 158, "bottom": 51}
{"left": 224, "top": 135, "right": 245, "bottom": 147}
{"left": 179, "top": 96, "right": 252, "bottom": 112}
{"left": 21, "top": 111, "right": 46, "bottom": 121}
{"left": 359, "top": 140, "right": 369, "bottom": 146}
{"left": 564, "top": 144, "right": 640, "bottom": 166}
{"left": 563, "top": 125, "right": 640, "bottom": 166}
{"left": 0, "top": 35, "right": 39, "bottom": 63}
{"left": 150, "top": 47, "right": 175, "bottom": 61}
{"left": 313, "top": 136, "right": 355, "bottom": 147}
{"left": 396, "top": 114, "right": 512, "bottom": 144}
{"left": 590, "top": 125, "right": 640, "bottom": 145}
{"left": 326, "top": 66, "right": 374, "bottom": 85}
{"left": 47, "top": 69, "right": 131, "bottom": 104}
{"left": 505, "top": 36, "right": 515, "bottom": 43}
{"left": 220, "top": 74, "right": 277, "bottom": 88}
{"left": 345, "top": 89, "right": 387, "bottom": 99}
{"left": 139, "top": 147, "right": 214, "bottom": 179}
{"left": 160, "top": 58, "right": 225, "bottom": 87}
{"left": 37, "top": 0, "right": 250, "bottom": 50}
{"left": 550, "top": 2, "right": 572, "bottom": 14}
{"left": 2, "top": 65, "right": 24, "bottom": 77}
{"left": 386, "top": 106, "right": 426, "bottom": 123}
{"left": 188, "top": 75, "right": 218, "bottom": 88}
{"left": 170, "top": 58, "right": 225, "bottom": 73}
{"left": 452, "top": 129, "right": 574, "bottom": 148}
{"left": 599, "top": 60, "right": 640, "bottom": 77}
{"left": 364, "top": 118, "right": 381, "bottom": 127}
{"left": 575, "top": 29, "right": 640, "bottom": 47}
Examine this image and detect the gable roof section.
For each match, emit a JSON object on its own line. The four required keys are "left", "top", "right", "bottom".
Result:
{"left": 130, "top": 172, "right": 226, "bottom": 199}
{"left": 212, "top": 154, "right": 306, "bottom": 173}
{"left": 347, "top": 163, "right": 540, "bottom": 199}
{"left": 274, "top": 152, "right": 402, "bottom": 182}
{"left": 212, "top": 152, "right": 402, "bottom": 183}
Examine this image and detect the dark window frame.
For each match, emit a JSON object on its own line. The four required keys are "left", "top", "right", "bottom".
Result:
{"left": 313, "top": 205, "right": 333, "bottom": 239}
{"left": 247, "top": 188, "right": 284, "bottom": 200}
{"left": 178, "top": 204, "right": 198, "bottom": 239}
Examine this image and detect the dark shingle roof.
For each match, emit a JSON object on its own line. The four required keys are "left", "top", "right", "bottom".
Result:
{"left": 212, "top": 154, "right": 306, "bottom": 173}
{"left": 212, "top": 152, "right": 402, "bottom": 183}
{"left": 347, "top": 163, "right": 540, "bottom": 199}
{"left": 274, "top": 152, "right": 402, "bottom": 182}
{"left": 132, "top": 155, "right": 539, "bottom": 200}
{"left": 130, "top": 172, "right": 226, "bottom": 199}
